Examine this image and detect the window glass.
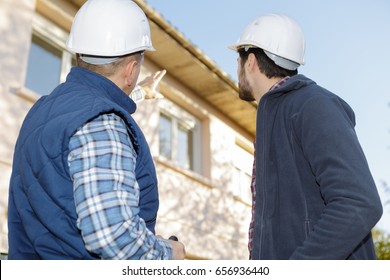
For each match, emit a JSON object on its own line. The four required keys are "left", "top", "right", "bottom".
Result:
{"left": 178, "top": 125, "right": 193, "bottom": 170}
{"left": 232, "top": 143, "right": 253, "bottom": 203}
{"left": 159, "top": 114, "right": 172, "bottom": 160}
{"left": 159, "top": 98, "right": 202, "bottom": 174}
{"left": 25, "top": 35, "right": 62, "bottom": 95}
{"left": 233, "top": 167, "right": 252, "bottom": 202}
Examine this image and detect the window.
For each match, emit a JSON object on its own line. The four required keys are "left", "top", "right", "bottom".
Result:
{"left": 231, "top": 142, "right": 253, "bottom": 204}
{"left": 159, "top": 114, "right": 173, "bottom": 160}
{"left": 159, "top": 99, "right": 202, "bottom": 174}
{"left": 177, "top": 124, "right": 193, "bottom": 169}
{"left": 232, "top": 166, "right": 252, "bottom": 203}
{"left": 25, "top": 35, "right": 62, "bottom": 95}
{"left": 25, "top": 14, "right": 74, "bottom": 96}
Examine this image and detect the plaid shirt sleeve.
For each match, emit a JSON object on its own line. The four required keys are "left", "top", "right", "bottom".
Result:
{"left": 129, "top": 85, "right": 145, "bottom": 103}
{"left": 67, "top": 113, "right": 172, "bottom": 260}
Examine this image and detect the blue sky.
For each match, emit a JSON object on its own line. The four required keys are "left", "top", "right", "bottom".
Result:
{"left": 145, "top": 0, "right": 390, "bottom": 233}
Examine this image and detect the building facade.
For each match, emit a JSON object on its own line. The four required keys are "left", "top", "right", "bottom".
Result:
{"left": 0, "top": 0, "right": 257, "bottom": 259}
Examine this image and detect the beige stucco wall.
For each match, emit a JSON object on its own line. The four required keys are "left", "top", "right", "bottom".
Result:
{"left": 0, "top": 0, "right": 36, "bottom": 253}
{"left": 0, "top": 0, "right": 252, "bottom": 259}
{"left": 156, "top": 166, "right": 250, "bottom": 260}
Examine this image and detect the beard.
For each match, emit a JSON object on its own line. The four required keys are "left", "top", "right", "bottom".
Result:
{"left": 238, "top": 67, "right": 255, "bottom": 102}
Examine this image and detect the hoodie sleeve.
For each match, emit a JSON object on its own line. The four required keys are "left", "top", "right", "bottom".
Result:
{"left": 290, "top": 92, "right": 382, "bottom": 259}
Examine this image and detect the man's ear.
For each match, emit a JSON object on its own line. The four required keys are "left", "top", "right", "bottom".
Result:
{"left": 246, "top": 53, "right": 258, "bottom": 73}
{"left": 124, "top": 59, "right": 139, "bottom": 87}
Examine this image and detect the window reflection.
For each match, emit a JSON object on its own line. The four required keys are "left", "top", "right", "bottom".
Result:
{"left": 25, "top": 35, "right": 61, "bottom": 96}
{"left": 159, "top": 114, "right": 172, "bottom": 160}
{"left": 178, "top": 125, "right": 193, "bottom": 170}
{"left": 159, "top": 110, "right": 199, "bottom": 173}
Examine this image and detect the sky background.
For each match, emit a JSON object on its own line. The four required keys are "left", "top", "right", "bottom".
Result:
{"left": 145, "top": 0, "right": 390, "bottom": 233}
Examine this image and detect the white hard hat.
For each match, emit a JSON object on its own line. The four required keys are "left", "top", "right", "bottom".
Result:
{"left": 229, "top": 14, "right": 305, "bottom": 70}
{"left": 66, "top": 0, "right": 154, "bottom": 64}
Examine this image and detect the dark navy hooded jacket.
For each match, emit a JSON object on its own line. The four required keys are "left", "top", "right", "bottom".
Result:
{"left": 8, "top": 67, "right": 159, "bottom": 259}
{"left": 251, "top": 74, "right": 383, "bottom": 259}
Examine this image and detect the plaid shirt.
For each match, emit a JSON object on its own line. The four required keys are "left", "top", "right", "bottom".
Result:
{"left": 248, "top": 76, "right": 290, "bottom": 258}
{"left": 68, "top": 113, "right": 172, "bottom": 259}
{"left": 129, "top": 85, "right": 145, "bottom": 103}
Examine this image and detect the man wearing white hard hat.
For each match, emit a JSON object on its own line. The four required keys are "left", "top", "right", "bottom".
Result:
{"left": 8, "top": 0, "right": 185, "bottom": 260}
{"left": 229, "top": 14, "right": 382, "bottom": 259}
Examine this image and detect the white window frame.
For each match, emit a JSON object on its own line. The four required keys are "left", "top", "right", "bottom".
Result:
{"left": 32, "top": 13, "right": 73, "bottom": 84}
{"left": 158, "top": 98, "right": 202, "bottom": 175}
{"left": 231, "top": 140, "right": 253, "bottom": 204}
{"left": 19, "top": 13, "right": 73, "bottom": 101}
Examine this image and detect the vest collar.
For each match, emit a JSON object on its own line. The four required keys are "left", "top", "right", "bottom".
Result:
{"left": 66, "top": 67, "right": 137, "bottom": 114}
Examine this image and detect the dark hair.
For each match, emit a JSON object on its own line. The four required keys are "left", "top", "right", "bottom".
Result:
{"left": 238, "top": 48, "right": 297, "bottom": 78}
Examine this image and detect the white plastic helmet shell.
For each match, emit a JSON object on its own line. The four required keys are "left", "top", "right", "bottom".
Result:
{"left": 229, "top": 14, "right": 305, "bottom": 70}
{"left": 66, "top": 0, "right": 155, "bottom": 57}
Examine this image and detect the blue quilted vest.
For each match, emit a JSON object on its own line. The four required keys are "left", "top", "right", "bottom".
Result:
{"left": 8, "top": 67, "right": 159, "bottom": 259}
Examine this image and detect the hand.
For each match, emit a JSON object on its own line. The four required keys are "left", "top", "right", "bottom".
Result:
{"left": 157, "top": 235, "right": 186, "bottom": 260}
{"left": 137, "top": 69, "right": 166, "bottom": 99}
{"left": 168, "top": 239, "right": 186, "bottom": 260}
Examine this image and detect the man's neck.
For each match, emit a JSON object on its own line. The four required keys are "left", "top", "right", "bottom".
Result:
{"left": 254, "top": 76, "right": 283, "bottom": 102}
